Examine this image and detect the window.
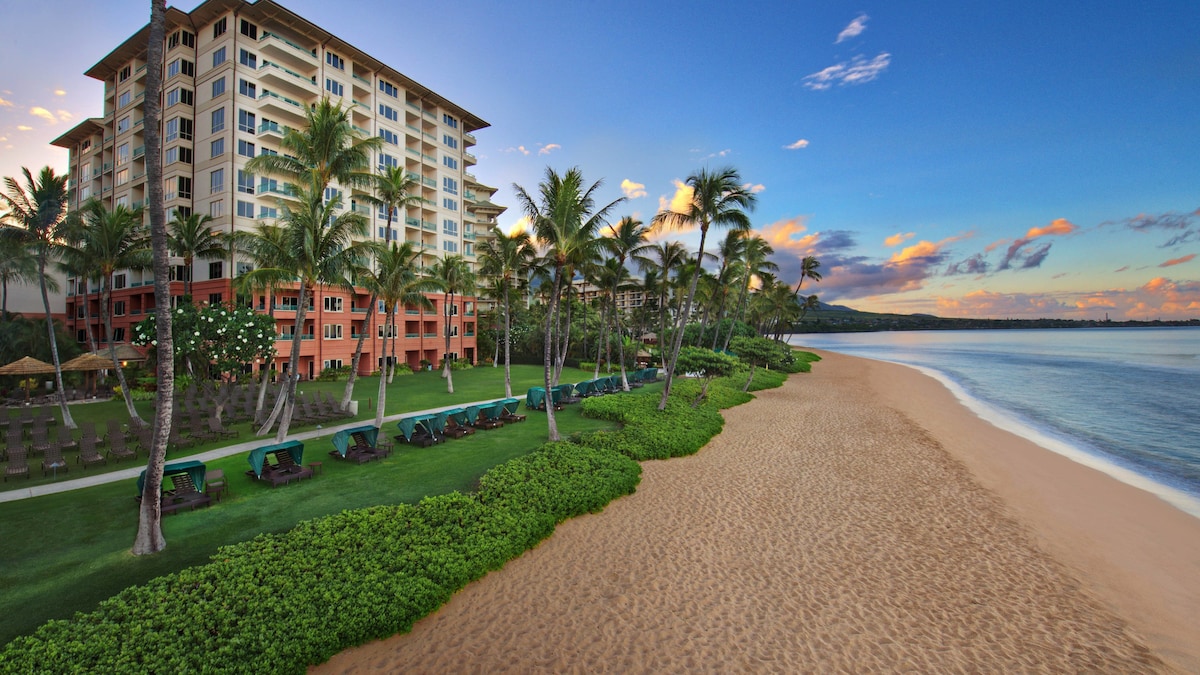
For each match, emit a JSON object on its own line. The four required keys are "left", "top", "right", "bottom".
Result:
{"left": 323, "top": 324, "right": 343, "bottom": 339}
{"left": 211, "top": 107, "right": 225, "bottom": 132}
{"left": 178, "top": 176, "right": 192, "bottom": 199}
{"left": 165, "top": 118, "right": 178, "bottom": 142}
{"left": 116, "top": 142, "right": 130, "bottom": 165}
{"left": 323, "top": 297, "right": 343, "bottom": 312}
{"left": 379, "top": 128, "right": 398, "bottom": 145}
{"left": 259, "top": 177, "right": 282, "bottom": 195}
{"left": 443, "top": 134, "right": 458, "bottom": 149}
{"left": 280, "top": 296, "right": 298, "bottom": 310}
{"left": 325, "top": 78, "right": 343, "bottom": 97}
{"left": 443, "top": 177, "right": 458, "bottom": 195}
{"left": 117, "top": 116, "right": 130, "bottom": 134}
{"left": 378, "top": 153, "right": 398, "bottom": 171}
{"left": 112, "top": 327, "right": 126, "bottom": 343}
{"left": 380, "top": 104, "right": 398, "bottom": 121}
{"left": 238, "top": 139, "right": 255, "bottom": 157}
{"left": 443, "top": 156, "right": 457, "bottom": 170}
{"left": 113, "top": 300, "right": 126, "bottom": 316}
{"left": 119, "top": 65, "right": 131, "bottom": 83}
{"left": 443, "top": 198, "right": 458, "bottom": 211}
{"left": 443, "top": 240, "right": 459, "bottom": 253}
{"left": 212, "top": 46, "right": 226, "bottom": 67}
{"left": 116, "top": 168, "right": 129, "bottom": 186}
{"left": 167, "top": 58, "right": 194, "bottom": 78}
{"left": 236, "top": 200, "right": 254, "bottom": 218}
{"left": 237, "top": 170, "right": 254, "bottom": 194}
{"left": 443, "top": 114, "right": 458, "bottom": 128}
{"left": 210, "top": 168, "right": 225, "bottom": 194}
{"left": 209, "top": 261, "right": 223, "bottom": 279}
{"left": 165, "top": 147, "right": 193, "bottom": 165}
{"left": 166, "top": 87, "right": 193, "bottom": 107}
{"left": 238, "top": 109, "right": 255, "bottom": 133}
{"left": 239, "top": 49, "right": 256, "bottom": 69}
{"left": 240, "top": 19, "right": 257, "bottom": 40}
{"left": 442, "top": 219, "right": 458, "bottom": 235}
{"left": 211, "top": 76, "right": 226, "bottom": 98}
{"left": 378, "top": 226, "right": 396, "bottom": 240}
{"left": 209, "top": 199, "right": 223, "bottom": 218}
{"left": 377, "top": 205, "right": 397, "bottom": 221}
{"left": 259, "top": 206, "right": 277, "bottom": 219}
{"left": 259, "top": 147, "right": 277, "bottom": 157}
{"left": 207, "top": 294, "right": 222, "bottom": 306}
{"left": 380, "top": 80, "right": 399, "bottom": 97}
{"left": 118, "top": 91, "right": 131, "bottom": 108}
{"left": 323, "top": 359, "right": 344, "bottom": 369}
{"left": 326, "top": 51, "right": 344, "bottom": 70}
{"left": 116, "top": 195, "right": 129, "bottom": 209}
{"left": 210, "top": 137, "right": 225, "bottom": 158}
{"left": 213, "top": 17, "right": 227, "bottom": 38}
{"left": 179, "top": 118, "right": 193, "bottom": 140}
{"left": 238, "top": 79, "right": 256, "bottom": 98}
{"left": 323, "top": 187, "right": 342, "bottom": 204}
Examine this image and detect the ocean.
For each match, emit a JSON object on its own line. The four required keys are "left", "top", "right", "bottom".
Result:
{"left": 786, "top": 327, "right": 1200, "bottom": 519}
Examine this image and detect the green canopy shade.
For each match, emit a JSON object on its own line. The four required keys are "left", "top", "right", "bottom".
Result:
{"left": 331, "top": 424, "right": 379, "bottom": 457}
{"left": 552, "top": 384, "right": 574, "bottom": 400}
{"left": 478, "top": 401, "right": 503, "bottom": 421}
{"left": 446, "top": 407, "right": 470, "bottom": 426}
{"left": 396, "top": 414, "right": 437, "bottom": 441}
{"left": 463, "top": 405, "right": 482, "bottom": 425}
{"left": 526, "top": 387, "right": 546, "bottom": 410}
{"left": 575, "top": 380, "right": 597, "bottom": 397}
{"left": 137, "top": 460, "right": 206, "bottom": 494}
{"left": 501, "top": 398, "right": 521, "bottom": 416}
{"left": 427, "top": 411, "right": 449, "bottom": 434}
{"left": 248, "top": 440, "right": 304, "bottom": 478}
{"left": 644, "top": 367, "right": 659, "bottom": 381}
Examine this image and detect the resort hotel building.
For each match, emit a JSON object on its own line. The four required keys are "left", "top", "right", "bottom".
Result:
{"left": 50, "top": 0, "right": 505, "bottom": 380}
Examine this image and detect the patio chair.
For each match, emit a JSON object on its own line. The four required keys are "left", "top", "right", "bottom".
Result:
{"left": 29, "top": 427, "right": 54, "bottom": 456}
{"left": 77, "top": 436, "right": 107, "bottom": 468}
{"left": 499, "top": 398, "right": 526, "bottom": 423}
{"left": 4, "top": 448, "right": 29, "bottom": 481}
{"left": 79, "top": 421, "right": 103, "bottom": 448}
{"left": 205, "top": 468, "right": 228, "bottom": 501}
{"left": 162, "top": 471, "right": 212, "bottom": 514}
{"left": 56, "top": 426, "right": 78, "bottom": 453}
{"left": 206, "top": 416, "right": 238, "bottom": 439}
{"left": 41, "top": 444, "right": 68, "bottom": 477}
{"left": 444, "top": 409, "right": 475, "bottom": 439}
{"left": 107, "top": 432, "right": 137, "bottom": 461}
{"left": 34, "top": 405, "right": 56, "bottom": 427}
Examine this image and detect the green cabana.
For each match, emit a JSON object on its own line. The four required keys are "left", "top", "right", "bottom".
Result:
{"left": 446, "top": 407, "right": 471, "bottom": 426}
{"left": 331, "top": 424, "right": 379, "bottom": 458}
{"left": 526, "top": 387, "right": 546, "bottom": 411}
{"left": 552, "top": 383, "right": 575, "bottom": 402}
{"left": 575, "top": 380, "right": 597, "bottom": 397}
{"left": 137, "top": 460, "right": 206, "bottom": 494}
{"left": 481, "top": 401, "right": 506, "bottom": 421}
{"left": 463, "top": 405, "right": 482, "bottom": 425}
{"left": 501, "top": 398, "right": 521, "bottom": 416}
{"left": 248, "top": 440, "right": 304, "bottom": 478}
{"left": 427, "top": 411, "right": 449, "bottom": 435}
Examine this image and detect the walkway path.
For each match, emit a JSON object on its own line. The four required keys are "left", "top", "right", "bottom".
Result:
{"left": 0, "top": 400, "right": 500, "bottom": 504}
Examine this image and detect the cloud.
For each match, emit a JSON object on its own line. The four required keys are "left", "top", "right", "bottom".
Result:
{"left": 620, "top": 179, "right": 647, "bottom": 199}
{"left": 784, "top": 139, "right": 810, "bottom": 150}
{"left": 925, "top": 278, "right": 1200, "bottom": 321}
{"left": 758, "top": 217, "right": 817, "bottom": 253}
{"left": 56, "top": 110, "right": 74, "bottom": 123}
{"left": 997, "top": 218, "right": 1077, "bottom": 270}
{"left": 538, "top": 143, "right": 561, "bottom": 156}
{"left": 742, "top": 182, "right": 765, "bottom": 194}
{"left": 945, "top": 253, "right": 990, "bottom": 276}
{"left": 1108, "top": 209, "right": 1198, "bottom": 232}
{"left": 803, "top": 53, "right": 891, "bottom": 90}
{"left": 657, "top": 180, "right": 694, "bottom": 216}
{"left": 506, "top": 216, "right": 532, "bottom": 237}
{"left": 0, "top": 97, "right": 12, "bottom": 107}
{"left": 29, "top": 106, "right": 57, "bottom": 124}
{"left": 1024, "top": 217, "right": 1077, "bottom": 238}
{"left": 884, "top": 232, "right": 914, "bottom": 248}
{"left": 54, "top": 89, "right": 66, "bottom": 96}
{"left": 1114, "top": 265, "right": 1130, "bottom": 273}
{"left": 835, "top": 14, "right": 869, "bottom": 43}
{"left": 501, "top": 146, "right": 530, "bottom": 155}
{"left": 1162, "top": 230, "right": 1197, "bottom": 248}
{"left": 1159, "top": 253, "right": 1196, "bottom": 268}
{"left": 703, "top": 148, "right": 732, "bottom": 160}
{"left": 16, "top": 125, "right": 32, "bottom": 131}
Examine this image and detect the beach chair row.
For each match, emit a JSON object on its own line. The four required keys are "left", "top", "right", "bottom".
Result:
{"left": 394, "top": 399, "right": 525, "bottom": 447}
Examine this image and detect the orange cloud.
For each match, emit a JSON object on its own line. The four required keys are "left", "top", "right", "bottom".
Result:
{"left": 620, "top": 179, "right": 646, "bottom": 199}
{"left": 506, "top": 216, "right": 532, "bottom": 237}
{"left": 1025, "top": 218, "right": 1077, "bottom": 238}
{"left": 758, "top": 217, "right": 817, "bottom": 253}
{"left": 884, "top": 232, "right": 914, "bottom": 248}
{"left": 1159, "top": 253, "right": 1195, "bottom": 268}
{"left": 657, "top": 180, "right": 694, "bottom": 216}
{"left": 930, "top": 277, "right": 1200, "bottom": 320}
{"left": 888, "top": 236, "right": 961, "bottom": 264}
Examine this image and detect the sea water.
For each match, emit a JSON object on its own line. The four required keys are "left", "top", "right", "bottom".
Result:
{"left": 786, "top": 328, "right": 1200, "bottom": 518}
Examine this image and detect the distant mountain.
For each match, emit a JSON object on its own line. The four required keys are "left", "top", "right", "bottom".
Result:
{"left": 818, "top": 301, "right": 855, "bottom": 312}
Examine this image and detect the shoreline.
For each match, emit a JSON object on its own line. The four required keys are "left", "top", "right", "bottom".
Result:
{"left": 315, "top": 350, "right": 1197, "bottom": 672}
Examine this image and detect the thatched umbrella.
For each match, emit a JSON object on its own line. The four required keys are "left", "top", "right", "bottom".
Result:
{"left": 62, "top": 353, "right": 115, "bottom": 397}
{"left": 89, "top": 344, "right": 146, "bottom": 365}
{"left": 0, "top": 356, "right": 57, "bottom": 401}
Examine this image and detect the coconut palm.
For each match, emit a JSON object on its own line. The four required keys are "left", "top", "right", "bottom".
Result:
{"left": 166, "top": 212, "right": 225, "bottom": 300}
{"left": 245, "top": 98, "right": 382, "bottom": 193}
{"left": 651, "top": 166, "right": 756, "bottom": 410}
{"left": 477, "top": 226, "right": 535, "bottom": 397}
{"left": 793, "top": 255, "right": 823, "bottom": 296}
{"left": 640, "top": 240, "right": 689, "bottom": 369}
{"left": 0, "top": 166, "right": 77, "bottom": 429}
{"left": 0, "top": 235, "right": 38, "bottom": 319}
{"left": 428, "top": 254, "right": 475, "bottom": 394}
{"left": 236, "top": 180, "right": 369, "bottom": 440}
{"left": 709, "top": 229, "right": 748, "bottom": 349}
{"left": 601, "top": 216, "right": 651, "bottom": 388}
{"left": 233, "top": 221, "right": 291, "bottom": 419}
{"left": 513, "top": 167, "right": 622, "bottom": 441}
{"left": 723, "top": 234, "right": 777, "bottom": 351}
{"left": 63, "top": 200, "right": 152, "bottom": 422}
{"left": 372, "top": 241, "right": 437, "bottom": 428}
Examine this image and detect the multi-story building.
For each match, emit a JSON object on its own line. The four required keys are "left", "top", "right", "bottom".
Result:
{"left": 572, "top": 280, "right": 649, "bottom": 316}
{"left": 51, "top": 0, "right": 505, "bottom": 380}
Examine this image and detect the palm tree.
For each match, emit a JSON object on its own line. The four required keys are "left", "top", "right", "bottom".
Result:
{"left": 0, "top": 166, "right": 77, "bottom": 429}
{"left": 236, "top": 180, "right": 369, "bottom": 440}
{"left": 429, "top": 254, "right": 475, "bottom": 394}
{"left": 372, "top": 241, "right": 437, "bottom": 428}
{"left": 641, "top": 240, "right": 689, "bottom": 369}
{"left": 245, "top": 98, "right": 382, "bottom": 193}
{"left": 513, "top": 167, "right": 622, "bottom": 441}
{"left": 723, "top": 234, "right": 777, "bottom": 351}
{"left": 793, "top": 255, "right": 823, "bottom": 296}
{"left": 64, "top": 200, "right": 152, "bottom": 422}
{"left": 477, "top": 226, "right": 535, "bottom": 398}
{"left": 233, "top": 221, "right": 291, "bottom": 419}
{"left": 0, "top": 235, "right": 38, "bottom": 318}
{"left": 709, "top": 229, "right": 748, "bottom": 349}
{"left": 651, "top": 166, "right": 756, "bottom": 410}
{"left": 166, "top": 212, "right": 225, "bottom": 300}
{"left": 602, "top": 216, "right": 651, "bottom": 389}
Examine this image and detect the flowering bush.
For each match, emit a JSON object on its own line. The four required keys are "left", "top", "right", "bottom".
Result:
{"left": 133, "top": 303, "right": 277, "bottom": 377}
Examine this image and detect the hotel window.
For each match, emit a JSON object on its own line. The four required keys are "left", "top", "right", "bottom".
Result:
{"left": 443, "top": 198, "right": 457, "bottom": 211}
{"left": 167, "top": 58, "right": 194, "bottom": 78}
{"left": 210, "top": 168, "right": 224, "bottom": 194}
{"left": 240, "top": 19, "right": 257, "bottom": 40}
{"left": 168, "top": 30, "right": 195, "bottom": 50}
{"left": 238, "top": 140, "right": 255, "bottom": 158}
{"left": 209, "top": 199, "right": 223, "bottom": 218}
{"left": 379, "top": 80, "right": 398, "bottom": 97}
{"left": 379, "top": 104, "right": 398, "bottom": 121}
{"left": 166, "top": 87, "right": 193, "bottom": 107}
{"left": 116, "top": 168, "right": 129, "bottom": 186}
{"left": 378, "top": 153, "right": 398, "bottom": 171}
{"left": 324, "top": 187, "right": 342, "bottom": 204}
{"left": 236, "top": 200, "right": 254, "bottom": 218}
{"left": 210, "top": 137, "right": 225, "bottom": 158}
{"left": 118, "top": 91, "right": 131, "bottom": 108}
{"left": 211, "top": 76, "right": 226, "bottom": 98}
{"left": 119, "top": 65, "right": 131, "bottom": 83}
{"left": 237, "top": 170, "right": 254, "bottom": 194}
{"left": 324, "top": 297, "right": 343, "bottom": 312}
{"left": 377, "top": 205, "right": 397, "bottom": 221}
{"left": 178, "top": 118, "right": 193, "bottom": 140}
{"left": 323, "top": 324, "right": 343, "bottom": 339}
{"left": 117, "top": 116, "right": 130, "bottom": 134}
{"left": 239, "top": 49, "right": 256, "bottom": 69}
{"left": 212, "top": 46, "right": 226, "bottom": 67}
{"left": 213, "top": 17, "right": 227, "bottom": 38}
{"left": 443, "top": 114, "right": 458, "bottom": 128}
{"left": 379, "top": 128, "right": 398, "bottom": 145}
{"left": 113, "top": 301, "right": 126, "bottom": 316}
{"left": 238, "top": 109, "right": 255, "bottom": 134}
{"left": 443, "top": 135, "right": 458, "bottom": 149}
{"left": 326, "top": 51, "right": 344, "bottom": 70}
{"left": 211, "top": 107, "right": 225, "bottom": 132}
{"left": 442, "top": 177, "right": 458, "bottom": 195}
{"left": 116, "top": 195, "right": 129, "bottom": 209}
{"left": 165, "top": 118, "right": 178, "bottom": 142}
{"left": 165, "top": 147, "right": 192, "bottom": 165}
{"left": 443, "top": 240, "right": 458, "bottom": 253}
{"left": 442, "top": 219, "right": 458, "bottom": 235}
{"left": 177, "top": 176, "right": 192, "bottom": 199}
{"left": 209, "top": 261, "right": 223, "bottom": 279}
{"left": 443, "top": 156, "right": 457, "bottom": 170}
{"left": 116, "top": 143, "right": 130, "bottom": 165}
{"left": 325, "top": 79, "right": 343, "bottom": 97}
{"left": 238, "top": 79, "right": 256, "bottom": 98}
{"left": 259, "top": 206, "right": 277, "bottom": 219}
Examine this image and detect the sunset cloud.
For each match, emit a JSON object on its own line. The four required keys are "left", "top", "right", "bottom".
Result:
{"left": 742, "top": 182, "right": 765, "bottom": 194}
{"left": 537, "top": 143, "right": 561, "bottom": 156}
{"left": 16, "top": 125, "right": 32, "bottom": 131}
{"left": 803, "top": 53, "right": 891, "bottom": 90}
{"left": 835, "top": 14, "right": 869, "bottom": 43}
{"left": 785, "top": 139, "right": 809, "bottom": 150}
{"left": 0, "top": 97, "right": 13, "bottom": 107}
{"left": 501, "top": 146, "right": 530, "bottom": 156}
{"left": 620, "top": 179, "right": 646, "bottom": 199}
{"left": 997, "top": 218, "right": 1076, "bottom": 271}
{"left": 758, "top": 217, "right": 817, "bottom": 253}
{"left": 945, "top": 253, "right": 990, "bottom": 276}
{"left": 657, "top": 180, "right": 694, "bottom": 216}
{"left": 56, "top": 110, "right": 74, "bottom": 123}
{"left": 884, "top": 232, "right": 914, "bottom": 248}
{"left": 506, "top": 216, "right": 532, "bottom": 237}
{"left": 927, "top": 278, "right": 1200, "bottom": 320}
{"left": 54, "top": 89, "right": 66, "bottom": 96}
{"left": 29, "top": 106, "right": 57, "bottom": 124}
{"left": 1159, "top": 253, "right": 1195, "bottom": 268}
{"left": 1024, "top": 218, "right": 1077, "bottom": 238}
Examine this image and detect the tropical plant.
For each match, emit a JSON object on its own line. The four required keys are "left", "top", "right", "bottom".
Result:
{"left": 244, "top": 98, "right": 383, "bottom": 193}
{"left": 371, "top": 241, "right": 437, "bottom": 428}
{"left": 673, "top": 346, "right": 740, "bottom": 407}
{"left": 708, "top": 229, "right": 747, "bottom": 349}
{"left": 651, "top": 166, "right": 756, "bottom": 411}
{"left": 729, "top": 335, "right": 788, "bottom": 392}
{"left": 166, "top": 211, "right": 226, "bottom": 300}
{"left": 640, "top": 239, "right": 688, "bottom": 370}
{"left": 477, "top": 226, "right": 535, "bottom": 398}
{"left": 428, "top": 254, "right": 475, "bottom": 394}
{"left": 601, "top": 216, "right": 651, "bottom": 389}
{"left": 793, "top": 255, "right": 823, "bottom": 296}
{"left": 0, "top": 234, "right": 38, "bottom": 318}
{"left": 723, "top": 234, "right": 777, "bottom": 351}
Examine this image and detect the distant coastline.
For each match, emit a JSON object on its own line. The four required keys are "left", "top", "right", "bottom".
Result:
{"left": 792, "top": 312, "right": 1200, "bottom": 333}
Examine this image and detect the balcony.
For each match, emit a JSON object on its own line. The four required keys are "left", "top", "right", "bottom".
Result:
{"left": 351, "top": 72, "right": 372, "bottom": 90}
{"left": 134, "top": 63, "right": 147, "bottom": 82}
{"left": 132, "top": 146, "right": 145, "bottom": 159}
{"left": 351, "top": 125, "right": 370, "bottom": 137}
{"left": 421, "top": 220, "right": 437, "bottom": 232}
{"left": 350, "top": 307, "right": 368, "bottom": 314}
{"left": 405, "top": 333, "right": 419, "bottom": 339}
{"left": 350, "top": 202, "right": 371, "bottom": 215}
{"left": 259, "top": 181, "right": 292, "bottom": 197}
{"left": 463, "top": 131, "right": 476, "bottom": 146}
{"left": 258, "top": 60, "right": 317, "bottom": 97}
{"left": 258, "top": 120, "right": 289, "bottom": 138}
{"left": 421, "top": 176, "right": 436, "bottom": 189}
{"left": 404, "top": 216, "right": 420, "bottom": 228}
{"left": 423, "top": 333, "right": 437, "bottom": 339}
{"left": 258, "top": 89, "right": 308, "bottom": 124}
{"left": 258, "top": 31, "right": 318, "bottom": 71}
{"left": 463, "top": 152, "right": 477, "bottom": 166}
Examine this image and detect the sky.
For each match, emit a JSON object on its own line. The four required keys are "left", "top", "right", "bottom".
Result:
{"left": 2, "top": 0, "right": 1198, "bottom": 320}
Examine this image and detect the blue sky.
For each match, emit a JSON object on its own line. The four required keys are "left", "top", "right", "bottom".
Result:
{"left": 2, "top": 0, "right": 1198, "bottom": 319}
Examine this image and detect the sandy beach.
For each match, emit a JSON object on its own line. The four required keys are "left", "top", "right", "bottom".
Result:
{"left": 315, "top": 351, "right": 1200, "bottom": 673}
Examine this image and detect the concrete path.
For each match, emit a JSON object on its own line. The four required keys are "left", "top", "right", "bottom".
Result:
{"left": 0, "top": 399, "right": 506, "bottom": 504}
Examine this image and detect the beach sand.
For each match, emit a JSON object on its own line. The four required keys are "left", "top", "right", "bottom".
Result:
{"left": 314, "top": 351, "right": 1199, "bottom": 673}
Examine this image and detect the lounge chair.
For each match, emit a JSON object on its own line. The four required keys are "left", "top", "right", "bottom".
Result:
{"left": 444, "top": 408, "right": 476, "bottom": 439}
{"left": 41, "top": 445, "right": 68, "bottom": 477}
{"left": 499, "top": 398, "right": 526, "bottom": 423}
{"left": 107, "top": 432, "right": 137, "bottom": 461}
{"left": 161, "top": 471, "right": 212, "bottom": 514}
{"left": 4, "top": 448, "right": 29, "bottom": 481}
{"left": 77, "top": 436, "right": 107, "bottom": 468}
{"left": 28, "top": 427, "right": 54, "bottom": 456}
{"left": 56, "top": 426, "right": 78, "bottom": 453}
{"left": 205, "top": 416, "right": 238, "bottom": 439}
{"left": 553, "top": 383, "right": 579, "bottom": 405}
{"left": 246, "top": 442, "right": 312, "bottom": 487}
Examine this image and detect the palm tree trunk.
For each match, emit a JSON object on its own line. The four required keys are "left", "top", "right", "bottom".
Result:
{"left": 660, "top": 228, "right": 709, "bottom": 411}
{"left": 375, "top": 316, "right": 389, "bottom": 429}
{"left": 593, "top": 300, "right": 608, "bottom": 380}
{"left": 502, "top": 285, "right": 512, "bottom": 398}
{"left": 39, "top": 252, "right": 75, "bottom": 429}
{"left": 711, "top": 285, "right": 729, "bottom": 350}
{"left": 387, "top": 303, "right": 396, "bottom": 383}
{"left": 543, "top": 267, "right": 562, "bottom": 441}
{"left": 340, "top": 292, "right": 375, "bottom": 411}
{"left": 614, "top": 294, "right": 630, "bottom": 390}
{"left": 723, "top": 276, "right": 752, "bottom": 351}
{"left": 554, "top": 288, "right": 573, "bottom": 386}
{"left": 102, "top": 280, "right": 144, "bottom": 423}
{"left": 271, "top": 283, "right": 308, "bottom": 442}
{"left": 442, "top": 291, "right": 454, "bottom": 394}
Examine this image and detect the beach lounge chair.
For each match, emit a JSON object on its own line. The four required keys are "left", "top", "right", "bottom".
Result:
{"left": 525, "top": 387, "right": 552, "bottom": 412}
{"left": 162, "top": 472, "right": 212, "bottom": 514}
{"left": 395, "top": 414, "right": 443, "bottom": 447}
{"left": 480, "top": 401, "right": 507, "bottom": 428}
{"left": 574, "top": 380, "right": 596, "bottom": 398}
{"left": 4, "top": 448, "right": 29, "bottom": 481}
{"left": 330, "top": 424, "right": 389, "bottom": 463}
{"left": 443, "top": 408, "right": 476, "bottom": 439}
{"left": 108, "top": 431, "right": 137, "bottom": 461}
{"left": 77, "top": 436, "right": 106, "bottom": 468}
{"left": 41, "top": 445, "right": 68, "bottom": 477}
{"left": 553, "top": 383, "right": 579, "bottom": 405}
{"left": 246, "top": 441, "right": 312, "bottom": 487}
{"left": 499, "top": 398, "right": 526, "bottom": 423}
{"left": 28, "top": 427, "right": 54, "bottom": 456}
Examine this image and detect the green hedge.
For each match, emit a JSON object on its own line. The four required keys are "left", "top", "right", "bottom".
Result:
{"left": 0, "top": 367, "right": 802, "bottom": 672}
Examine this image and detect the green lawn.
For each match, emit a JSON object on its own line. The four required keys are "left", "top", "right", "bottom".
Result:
{"left": 0, "top": 365, "right": 648, "bottom": 645}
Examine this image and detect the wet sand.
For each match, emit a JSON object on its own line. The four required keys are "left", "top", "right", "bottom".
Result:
{"left": 315, "top": 351, "right": 1199, "bottom": 673}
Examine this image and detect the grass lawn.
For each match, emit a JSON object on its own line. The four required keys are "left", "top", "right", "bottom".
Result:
{"left": 0, "top": 364, "right": 651, "bottom": 645}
